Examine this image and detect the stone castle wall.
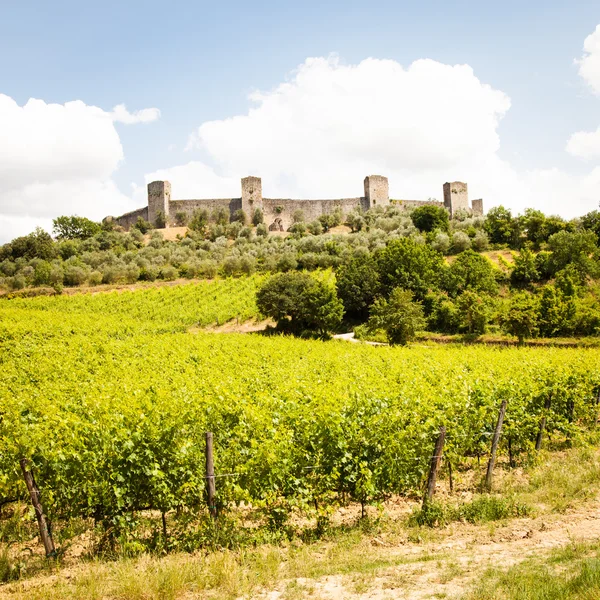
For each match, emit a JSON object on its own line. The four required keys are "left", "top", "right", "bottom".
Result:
{"left": 262, "top": 197, "right": 367, "bottom": 231}
{"left": 111, "top": 206, "right": 148, "bottom": 230}
{"left": 170, "top": 198, "right": 242, "bottom": 221}
{"left": 109, "top": 176, "right": 483, "bottom": 231}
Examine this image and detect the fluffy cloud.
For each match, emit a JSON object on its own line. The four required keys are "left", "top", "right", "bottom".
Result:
{"left": 180, "top": 56, "right": 510, "bottom": 202}
{"left": 110, "top": 104, "right": 161, "bottom": 124}
{"left": 143, "top": 53, "right": 600, "bottom": 220}
{"left": 0, "top": 95, "right": 158, "bottom": 242}
{"left": 567, "top": 25, "right": 600, "bottom": 161}
{"left": 577, "top": 24, "right": 600, "bottom": 95}
{"left": 566, "top": 127, "right": 600, "bottom": 160}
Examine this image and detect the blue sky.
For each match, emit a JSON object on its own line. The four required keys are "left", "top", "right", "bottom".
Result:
{"left": 1, "top": 0, "right": 600, "bottom": 240}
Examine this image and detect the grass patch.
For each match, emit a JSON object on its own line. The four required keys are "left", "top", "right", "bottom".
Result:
{"left": 464, "top": 541, "right": 600, "bottom": 599}
{"left": 409, "top": 495, "right": 532, "bottom": 528}
{"left": 509, "top": 446, "right": 600, "bottom": 512}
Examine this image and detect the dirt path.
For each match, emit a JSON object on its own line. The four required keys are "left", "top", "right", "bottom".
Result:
{"left": 255, "top": 502, "right": 600, "bottom": 599}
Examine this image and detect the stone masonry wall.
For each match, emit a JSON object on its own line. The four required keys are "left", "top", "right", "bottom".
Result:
{"left": 109, "top": 176, "right": 483, "bottom": 232}
{"left": 114, "top": 207, "right": 148, "bottom": 230}
{"left": 262, "top": 197, "right": 367, "bottom": 231}
{"left": 169, "top": 199, "right": 242, "bottom": 224}
{"left": 392, "top": 199, "right": 445, "bottom": 210}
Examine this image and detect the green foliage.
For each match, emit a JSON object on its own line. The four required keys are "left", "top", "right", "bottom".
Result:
{"left": 444, "top": 250, "right": 498, "bottom": 297}
{"left": 411, "top": 205, "right": 449, "bottom": 233}
{"left": 318, "top": 209, "right": 342, "bottom": 232}
{"left": 336, "top": 255, "right": 380, "bottom": 319}
{"left": 133, "top": 217, "right": 152, "bottom": 234}
{"left": 484, "top": 206, "right": 516, "bottom": 245}
{"left": 0, "top": 228, "right": 56, "bottom": 261}
{"left": 0, "top": 280, "right": 599, "bottom": 550}
{"left": 212, "top": 207, "right": 230, "bottom": 226}
{"left": 233, "top": 209, "right": 248, "bottom": 225}
{"left": 519, "top": 208, "right": 547, "bottom": 249}
{"left": 256, "top": 272, "right": 343, "bottom": 336}
{"left": 410, "top": 495, "right": 531, "bottom": 527}
{"left": 307, "top": 220, "right": 324, "bottom": 235}
{"left": 375, "top": 238, "right": 444, "bottom": 300}
{"left": 366, "top": 288, "right": 426, "bottom": 345}
{"left": 547, "top": 230, "right": 599, "bottom": 278}
{"left": 456, "top": 291, "right": 490, "bottom": 334}
{"left": 251, "top": 208, "right": 264, "bottom": 226}
{"left": 174, "top": 211, "right": 189, "bottom": 226}
{"left": 581, "top": 209, "right": 600, "bottom": 244}
{"left": 451, "top": 231, "right": 471, "bottom": 253}
{"left": 345, "top": 212, "right": 365, "bottom": 232}
{"left": 189, "top": 209, "right": 209, "bottom": 231}
{"left": 510, "top": 248, "right": 539, "bottom": 286}
{"left": 424, "top": 291, "right": 461, "bottom": 333}
{"left": 503, "top": 291, "right": 539, "bottom": 343}
{"left": 52, "top": 215, "right": 101, "bottom": 240}
{"left": 154, "top": 211, "right": 167, "bottom": 229}
{"left": 537, "top": 285, "right": 576, "bottom": 337}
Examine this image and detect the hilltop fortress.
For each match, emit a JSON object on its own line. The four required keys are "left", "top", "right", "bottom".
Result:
{"left": 109, "top": 176, "right": 483, "bottom": 232}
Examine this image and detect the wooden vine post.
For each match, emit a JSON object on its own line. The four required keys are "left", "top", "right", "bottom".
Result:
{"left": 19, "top": 458, "right": 56, "bottom": 558}
{"left": 423, "top": 426, "right": 446, "bottom": 508}
{"left": 205, "top": 432, "right": 217, "bottom": 519}
{"left": 485, "top": 399, "right": 507, "bottom": 491}
{"left": 535, "top": 394, "right": 552, "bottom": 451}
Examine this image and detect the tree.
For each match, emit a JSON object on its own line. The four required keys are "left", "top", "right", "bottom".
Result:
{"left": 451, "top": 231, "right": 471, "bottom": 253}
{"left": 503, "top": 292, "right": 539, "bottom": 343}
{"left": 154, "top": 211, "right": 167, "bottom": 229}
{"left": 537, "top": 285, "right": 576, "bottom": 337}
{"left": 336, "top": 255, "right": 381, "bottom": 319}
{"left": 456, "top": 291, "right": 490, "bottom": 335}
{"left": 424, "top": 291, "right": 460, "bottom": 333}
{"left": 510, "top": 248, "right": 539, "bottom": 287}
{"left": 1, "top": 228, "right": 56, "bottom": 261}
{"left": 547, "top": 230, "right": 599, "bottom": 278}
{"left": 518, "top": 209, "right": 547, "bottom": 249}
{"left": 411, "top": 205, "right": 449, "bottom": 233}
{"left": 233, "top": 209, "right": 248, "bottom": 225}
{"left": 256, "top": 272, "right": 343, "bottom": 337}
{"left": 581, "top": 210, "right": 600, "bottom": 244}
{"left": 375, "top": 238, "right": 444, "bottom": 300}
{"left": 189, "top": 209, "right": 209, "bottom": 231}
{"left": 212, "top": 207, "right": 230, "bottom": 226}
{"left": 174, "top": 211, "right": 189, "bottom": 226}
{"left": 133, "top": 217, "right": 152, "bottom": 234}
{"left": 484, "top": 206, "right": 515, "bottom": 245}
{"left": 53, "top": 215, "right": 101, "bottom": 240}
{"left": 346, "top": 212, "right": 365, "bottom": 232}
{"left": 252, "top": 208, "right": 264, "bottom": 226}
{"left": 443, "top": 249, "right": 498, "bottom": 297}
{"left": 366, "top": 288, "right": 426, "bottom": 345}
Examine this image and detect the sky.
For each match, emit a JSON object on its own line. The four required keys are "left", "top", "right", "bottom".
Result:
{"left": 1, "top": 0, "right": 600, "bottom": 242}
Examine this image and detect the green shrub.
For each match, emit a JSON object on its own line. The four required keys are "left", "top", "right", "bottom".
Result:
{"left": 365, "top": 288, "right": 426, "bottom": 345}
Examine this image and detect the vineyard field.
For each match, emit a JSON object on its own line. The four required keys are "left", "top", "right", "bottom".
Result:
{"left": 1, "top": 276, "right": 599, "bottom": 544}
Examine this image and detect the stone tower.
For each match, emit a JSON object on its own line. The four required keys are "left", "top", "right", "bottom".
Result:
{"left": 364, "top": 175, "right": 389, "bottom": 208}
{"left": 471, "top": 198, "right": 484, "bottom": 216}
{"left": 148, "top": 181, "right": 171, "bottom": 226}
{"left": 443, "top": 182, "right": 468, "bottom": 217}
{"left": 241, "top": 176, "right": 263, "bottom": 218}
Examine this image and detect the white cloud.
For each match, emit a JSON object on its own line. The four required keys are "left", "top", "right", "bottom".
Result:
{"left": 566, "top": 127, "right": 600, "bottom": 160}
{"left": 147, "top": 55, "right": 597, "bottom": 219}
{"left": 152, "top": 57, "right": 513, "bottom": 205}
{"left": 110, "top": 104, "right": 161, "bottom": 124}
{"left": 567, "top": 25, "right": 600, "bottom": 163}
{"left": 0, "top": 95, "right": 158, "bottom": 242}
{"left": 143, "top": 53, "right": 600, "bottom": 220}
{"left": 577, "top": 24, "right": 600, "bottom": 95}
